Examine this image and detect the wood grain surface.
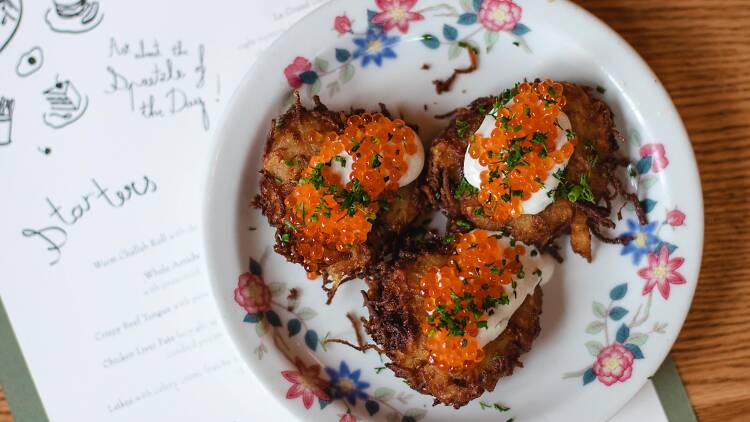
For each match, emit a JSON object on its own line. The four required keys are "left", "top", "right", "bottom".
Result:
{"left": 574, "top": 2, "right": 750, "bottom": 420}
{"left": 1, "top": 1, "right": 748, "bottom": 421}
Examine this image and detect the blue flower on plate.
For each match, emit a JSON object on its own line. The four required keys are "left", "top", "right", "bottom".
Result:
{"left": 620, "top": 219, "right": 659, "bottom": 265}
{"left": 352, "top": 29, "right": 399, "bottom": 67}
{"left": 325, "top": 361, "right": 370, "bottom": 405}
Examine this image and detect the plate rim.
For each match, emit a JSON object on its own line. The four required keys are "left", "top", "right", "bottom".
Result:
{"left": 201, "top": 0, "right": 704, "bottom": 420}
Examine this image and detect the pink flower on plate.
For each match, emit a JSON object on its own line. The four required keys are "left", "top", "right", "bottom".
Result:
{"left": 640, "top": 143, "right": 670, "bottom": 173}
{"left": 334, "top": 14, "right": 352, "bottom": 34}
{"left": 282, "top": 358, "right": 331, "bottom": 409}
{"left": 638, "top": 245, "right": 686, "bottom": 299}
{"left": 478, "top": 0, "right": 522, "bottom": 32}
{"left": 234, "top": 272, "right": 271, "bottom": 314}
{"left": 284, "top": 57, "right": 313, "bottom": 89}
{"left": 666, "top": 208, "right": 686, "bottom": 227}
{"left": 339, "top": 413, "right": 357, "bottom": 422}
{"left": 593, "top": 344, "right": 634, "bottom": 386}
{"left": 371, "top": 0, "right": 425, "bottom": 34}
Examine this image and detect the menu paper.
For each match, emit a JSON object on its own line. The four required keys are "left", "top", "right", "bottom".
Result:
{"left": 0, "top": 1, "right": 325, "bottom": 420}
{"left": 0, "top": 0, "right": 667, "bottom": 421}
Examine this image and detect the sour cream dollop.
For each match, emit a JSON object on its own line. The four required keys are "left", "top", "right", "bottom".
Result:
{"left": 329, "top": 133, "right": 425, "bottom": 188}
{"left": 476, "top": 235, "right": 555, "bottom": 347}
{"left": 463, "top": 111, "right": 574, "bottom": 215}
{"left": 420, "top": 229, "right": 556, "bottom": 369}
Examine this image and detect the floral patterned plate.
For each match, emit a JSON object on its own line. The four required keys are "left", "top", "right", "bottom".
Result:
{"left": 202, "top": 1, "right": 703, "bottom": 421}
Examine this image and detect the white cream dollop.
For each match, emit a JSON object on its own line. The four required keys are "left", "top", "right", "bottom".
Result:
{"left": 329, "top": 133, "right": 425, "bottom": 188}
{"left": 475, "top": 236, "right": 556, "bottom": 347}
{"left": 463, "top": 111, "right": 574, "bottom": 215}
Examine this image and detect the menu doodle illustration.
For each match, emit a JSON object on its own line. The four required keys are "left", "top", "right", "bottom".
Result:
{"left": 42, "top": 76, "right": 89, "bottom": 128}
{"left": 0, "top": 96, "right": 13, "bottom": 146}
{"left": 45, "top": 0, "right": 103, "bottom": 33}
{"left": 16, "top": 46, "right": 43, "bottom": 77}
{"left": 0, "top": 0, "right": 21, "bottom": 53}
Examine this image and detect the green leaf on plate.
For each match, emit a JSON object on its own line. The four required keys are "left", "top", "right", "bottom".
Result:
{"left": 585, "top": 320, "right": 605, "bottom": 334}
{"left": 585, "top": 341, "right": 604, "bottom": 356}
{"left": 485, "top": 30, "right": 500, "bottom": 53}
{"left": 624, "top": 343, "right": 644, "bottom": 359}
{"left": 249, "top": 258, "right": 262, "bottom": 275}
{"left": 609, "top": 283, "right": 628, "bottom": 301}
{"left": 268, "top": 282, "right": 286, "bottom": 297}
{"left": 608, "top": 306, "right": 629, "bottom": 321}
{"left": 304, "top": 329, "right": 319, "bottom": 351}
{"left": 265, "top": 310, "right": 282, "bottom": 327}
{"left": 404, "top": 408, "right": 428, "bottom": 420}
{"left": 339, "top": 63, "right": 355, "bottom": 83}
{"left": 448, "top": 43, "right": 462, "bottom": 60}
{"left": 628, "top": 128, "right": 642, "bottom": 146}
{"left": 255, "top": 320, "right": 269, "bottom": 337}
{"left": 641, "top": 199, "right": 658, "bottom": 213}
{"left": 282, "top": 91, "right": 295, "bottom": 110}
{"left": 511, "top": 23, "right": 531, "bottom": 36}
{"left": 421, "top": 34, "right": 440, "bottom": 49}
{"left": 636, "top": 156, "right": 652, "bottom": 175}
{"left": 365, "top": 400, "right": 380, "bottom": 416}
{"left": 458, "top": 13, "right": 477, "bottom": 25}
{"left": 314, "top": 57, "right": 329, "bottom": 73}
{"left": 299, "top": 70, "right": 318, "bottom": 85}
{"left": 627, "top": 333, "right": 649, "bottom": 346}
{"left": 443, "top": 24, "right": 458, "bottom": 41}
{"left": 616, "top": 324, "right": 630, "bottom": 344}
{"left": 373, "top": 387, "right": 395, "bottom": 401}
{"left": 327, "top": 81, "right": 340, "bottom": 97}
{"left": 593, "top": 301, "right": 607, "bottom": 318}
{"left": 287, "top": 319, "right": 301, "bottom": 337}
{"left": 298, "top": 307, "right": 318, "bottom": 320}
{"left": 583, "top": 367, "right": 596, "bottom": 385}
{"left": 308, "top": 78, "right": 321, "bottom": 96}
{"left": 640, "top": 176, "right": 659, "bottom": 191}
{"left": 335, "top": 48, "right": 351, "bottom": 63}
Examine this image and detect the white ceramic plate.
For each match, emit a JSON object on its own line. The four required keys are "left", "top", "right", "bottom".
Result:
{"left": 203, "top": 1, "right": 703, "bottom": 420}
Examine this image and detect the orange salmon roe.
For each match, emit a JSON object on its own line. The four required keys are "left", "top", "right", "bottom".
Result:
{"left": 419, "top": 230, "right": 525, "bottom": 371}
{"left": 283, "top": 113, "right": 419, "bottom": 275}
{"left": 469, "top": 80, "right": 576, "bottom": 222}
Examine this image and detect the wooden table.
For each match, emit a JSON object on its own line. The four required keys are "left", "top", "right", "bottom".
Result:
{"left": 574, "top": 2, "right": 750, "bottom": 420}
{"left": 2, "top": 1, "right": 749, "bottom": 421}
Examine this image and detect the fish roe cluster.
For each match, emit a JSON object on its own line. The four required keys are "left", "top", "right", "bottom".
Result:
{"left": 419, "top": 230, "right": 525, "bottom": 371}
{"left": 343, "top": 113, "right": 418, "bottom": 198}
{"left": 283, "top": 113, "right": 419, "bottom": 278}
{"left": 284, "top": 182, "right": 375, "bottom": 277}
{"left": 469, "top": 80, "right": 576, "bottom": 222}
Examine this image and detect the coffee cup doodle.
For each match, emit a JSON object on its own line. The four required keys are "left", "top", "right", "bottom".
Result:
{"left": 45, "top": 0, "right": 102, "bottom": 34}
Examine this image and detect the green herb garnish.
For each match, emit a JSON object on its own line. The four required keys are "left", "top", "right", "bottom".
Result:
{"left": 456, "top": 219, "right": 472, "bottom": 229}
{"left": 454, "top": 177, "right": 479, "bottom": 199}
{"left": 456, "top": 119, "right": 470, "bottom": 138}
{"left": 442, "top": 235, "right": 456, "bottom": 245}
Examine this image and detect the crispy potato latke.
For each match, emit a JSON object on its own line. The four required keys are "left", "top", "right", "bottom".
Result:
{"left": 364, "top": 243, "right": 543, "bottom": 408}
{"left": 426, "top": 83, "right": 645, "bottom": 261}
{"left": 255, "top": 93, "right": 425, "bottom": 302}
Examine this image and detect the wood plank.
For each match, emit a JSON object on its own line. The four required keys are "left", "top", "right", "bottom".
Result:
{"left": 573, "top": 1, "right": 750, "bottom": 421}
